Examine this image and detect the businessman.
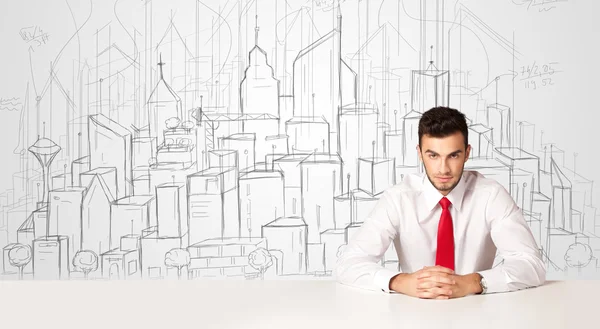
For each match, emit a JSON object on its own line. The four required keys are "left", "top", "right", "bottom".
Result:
{"left": 335, "top": 106, "right": 546, "bottom": 299}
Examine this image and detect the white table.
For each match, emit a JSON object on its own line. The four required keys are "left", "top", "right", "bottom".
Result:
{"left": 0, "top": 279, "right": 595, "bottom": 328}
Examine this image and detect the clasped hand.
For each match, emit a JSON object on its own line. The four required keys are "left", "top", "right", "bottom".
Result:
{"left": 416, "top": 266, "right": 461, "bottom": 299}
{"left": 391, "top": 266, "right": 476, "bottom": 299}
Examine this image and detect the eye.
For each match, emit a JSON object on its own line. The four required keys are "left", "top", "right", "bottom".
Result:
{"left": 450, "top": 154, "right": 459, "bottom": 159}
{"left": 429, "top": 154, "right": 437, "bottom": 159}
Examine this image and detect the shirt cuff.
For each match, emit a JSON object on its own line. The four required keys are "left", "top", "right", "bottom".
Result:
{"left": 477, "top": 268, "right": 509, "bottom": 294}
{"left": 374, "top": 268, "right": 401, "bottom": 293}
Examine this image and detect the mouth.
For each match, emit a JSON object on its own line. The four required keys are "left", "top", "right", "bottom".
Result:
{"left": 437, "top": 176, "right": 452, "bottom": 183}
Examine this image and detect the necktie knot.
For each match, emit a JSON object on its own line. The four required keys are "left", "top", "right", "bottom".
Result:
{"left": 439, "top": 197, "right": 451, "bottom": 210}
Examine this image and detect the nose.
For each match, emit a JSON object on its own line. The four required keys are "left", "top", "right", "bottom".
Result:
{"left": 439, "top": 158, "right": 450, "bottom": 174}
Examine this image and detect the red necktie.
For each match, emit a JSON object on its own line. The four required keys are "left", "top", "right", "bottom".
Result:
{"left": 435, "top": 197, "right": 455, "bottom": 270}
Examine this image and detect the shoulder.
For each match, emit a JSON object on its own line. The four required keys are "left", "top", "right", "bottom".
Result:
{"left": 463, "top": 170, "right": 508, "bottom": 196}
{"left": 463, "top": 170, "right": 517, "bottom": 216}
{"left": 379, "top": 172, "right": 424, "bottom": 204}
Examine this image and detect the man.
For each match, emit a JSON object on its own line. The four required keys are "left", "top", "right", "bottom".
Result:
{"left": 335, "top": 106, "right": 545, "bottom": 299}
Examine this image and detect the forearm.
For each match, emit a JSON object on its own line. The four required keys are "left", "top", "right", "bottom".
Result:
{"left": 335, "top": 191, "right": 400, "bottom": 293}
{"left": 483, "top": 186, "right": 547, "bottom": 293}
{"left": 478, "top": 254, "right": 546, "bottom": 293}
{"left": 335, "top": 248, "right": 400, "bottom": 293}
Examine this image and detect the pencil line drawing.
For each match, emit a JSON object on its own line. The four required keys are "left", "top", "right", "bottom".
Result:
{"left": 1, "top": 0, "right": 598, "bottom": 287}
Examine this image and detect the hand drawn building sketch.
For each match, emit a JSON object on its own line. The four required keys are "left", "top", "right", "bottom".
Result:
{"left": 1, "top": 0, "right": 599, "bottom": 285}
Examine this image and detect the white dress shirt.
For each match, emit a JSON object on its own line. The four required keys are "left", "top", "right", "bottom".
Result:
{"left": 335, "top": 170, "right": 546, "bottom": 294}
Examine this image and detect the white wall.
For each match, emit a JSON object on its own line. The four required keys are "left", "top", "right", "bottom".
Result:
{"left": 0, "top": 0, "right": 598, "bottom": 285}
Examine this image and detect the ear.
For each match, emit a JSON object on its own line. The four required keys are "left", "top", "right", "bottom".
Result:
{"left": 416, "top": 144, "right": 422, "bottom": 161}
{"left": 465, "top": 144, "right": 472, "bottom": 162}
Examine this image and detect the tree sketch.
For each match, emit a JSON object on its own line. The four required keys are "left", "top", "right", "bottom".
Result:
{"left": 565, "top": 243, "right": 594, "bottom": 269}
{"left": 8, "top": 244, "right": 32, "bottom": 280}
{"left": 248, "top": 248, "right": 273, "bottom": 280}
{"left": 165, "top": 248, "right": 191, "bottom": 280}
{"left": 72, "top": 250, "right": 99, "bottom": 279}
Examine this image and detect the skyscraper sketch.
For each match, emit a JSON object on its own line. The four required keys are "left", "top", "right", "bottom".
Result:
{"left": 1, "top": 0, "right": 598, "bottom": 289}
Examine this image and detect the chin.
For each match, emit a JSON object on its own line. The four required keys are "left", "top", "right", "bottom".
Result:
{"left": 435, "top": 185, "right": 453, "bottom": 192}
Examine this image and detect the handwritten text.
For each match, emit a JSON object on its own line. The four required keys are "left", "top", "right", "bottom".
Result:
{"left": 515, "top": 61, "right": 560, "bottom": 90}
{"left": 511, "top": 0, "right": 569, "bottom": 13}
{"left": 20, "top": 26, "right": 49, "bottom": 48}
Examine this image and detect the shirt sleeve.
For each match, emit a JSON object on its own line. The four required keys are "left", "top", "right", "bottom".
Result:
{"left": 477, "top": 184, "right": 547, "bottom": 294}
{"left": 334, "top": 190, "right": 401, "bottom": 293}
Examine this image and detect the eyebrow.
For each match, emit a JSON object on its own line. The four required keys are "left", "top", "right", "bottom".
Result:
{"left": 424, "top": 149, "right": 463, "bottom": 156}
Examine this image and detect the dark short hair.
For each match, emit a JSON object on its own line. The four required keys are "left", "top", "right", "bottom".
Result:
{"left": 418, "top": 106, "right": 468, "bottom": 148}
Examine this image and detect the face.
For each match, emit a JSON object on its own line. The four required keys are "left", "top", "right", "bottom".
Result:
{"left": 417, "top": 132, "right": 471, "bottom": 196}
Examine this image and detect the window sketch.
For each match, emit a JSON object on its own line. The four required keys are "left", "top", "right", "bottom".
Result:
{"left": 0, "top": 0, "right": 598, "bottom": 286}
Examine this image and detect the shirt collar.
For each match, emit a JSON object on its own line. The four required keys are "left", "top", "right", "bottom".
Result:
{"left": 421, "top": 171, "right": 467, "bottom": 213}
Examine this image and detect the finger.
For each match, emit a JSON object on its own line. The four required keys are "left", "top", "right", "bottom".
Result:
{"left": 417, "top": 266, "right": 454, "bottom": 276}
{"left": 422, "top": 286, "right": 453, "bottom": 297}
{"left": 418, "top": 275, "right": 455, "bottom": 286}
{"left": 417, "top": 271, "right": 452, "bottom": 279}
{"left": 421, "top": 266, "right": 455, "bottom": 274}
{"left": 417, "top": 281, "right": 454, "bottom": 290}
{"left": 417, "top": 287, "right": 453, "bottom": 299}
{"left": 417, "top": 290, "right": 438, "bottom": 299}
{"left": 417, "top": 283, "right": 453, "bottom": 293}
{"left": 417, "top": 273, "right": 456, "bottom": 284}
